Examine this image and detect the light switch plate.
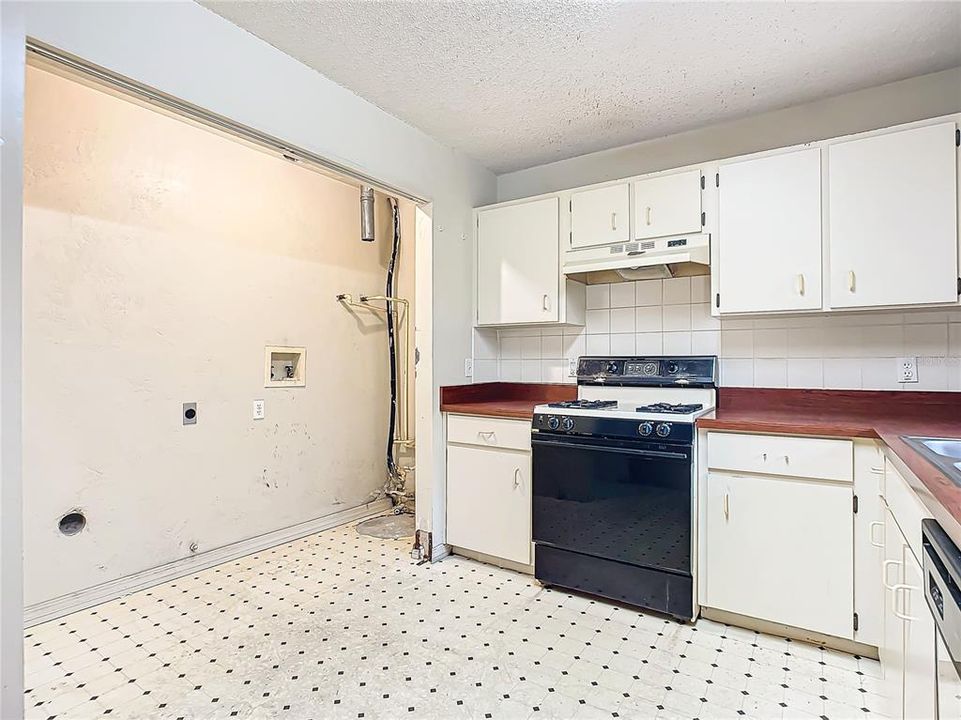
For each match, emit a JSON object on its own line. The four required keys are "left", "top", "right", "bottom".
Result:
{"left": 253, "top": 399, "right": 265, "bottom": 420}
{"left": 897, "top": 357, "right": 918, "bottom": 383}
{"left": 464, "top": 358, "right": 473, "bottom": 378}
{"left": 568, "top": 359, "right": 578, "bottom": 377}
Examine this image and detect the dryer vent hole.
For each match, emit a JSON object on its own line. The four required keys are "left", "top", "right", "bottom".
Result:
{"left": 59, "top": 512, "right": 86, "bottom": 536}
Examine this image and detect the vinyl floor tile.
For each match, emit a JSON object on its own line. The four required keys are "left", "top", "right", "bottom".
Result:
{"left": 24, "top": 519, "right": 885, "bottom": 720}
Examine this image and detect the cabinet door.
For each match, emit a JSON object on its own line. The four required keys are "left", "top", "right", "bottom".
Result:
{"left": 829, "top": 122, "right": 958, "bottom": 309}
{"left": 571, "top": 184, "right": 629, "bottom": 249}
{"left": 447, "top": 445, "right": 531, "bottom": 564}
{"left": 633, "top": 169, "right": 702, "bottom": 240}
{"left": 882, "top": 507, "right": 906, "bottom": 717}
{"left": 717, "top": 149, "right": 823, "bottom": 312}
{"left": 704, "top": 472, "right": 853, "bottom": 638}
{"left": 900, "top": 546, "right": 937, "bottom": 720}
{"left": 477, "top": 197, "right": 559, "bottom": 325}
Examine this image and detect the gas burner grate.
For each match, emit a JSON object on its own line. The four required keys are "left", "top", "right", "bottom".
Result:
{"left": 635, "top": 402, "right": 704, "bottom": 414}
{"left": 546, "top": 400, "right": 618, "bottom": 410}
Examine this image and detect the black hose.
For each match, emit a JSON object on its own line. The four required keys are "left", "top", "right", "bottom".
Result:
{"left": 385, "top": 198, "right": 401, "bottom": 486}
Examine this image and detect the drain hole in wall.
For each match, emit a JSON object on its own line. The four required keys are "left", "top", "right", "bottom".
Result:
{"left": 59, "top": 512, "right": 86, "bottom": 536}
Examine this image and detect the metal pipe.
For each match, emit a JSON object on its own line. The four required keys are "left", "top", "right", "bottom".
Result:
{"left": 336, "top": 293, "right": 414, "bottom": 448}
{"left": 360, "top": 187, "right": 375, "bottom": 242}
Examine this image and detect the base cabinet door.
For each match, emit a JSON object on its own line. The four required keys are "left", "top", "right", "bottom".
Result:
{"left": 447, "top": 445, "right": 531, "bottom": 564}
{"left": 899, "top": 547, "right": 937, "bottom": 720}
{"left": 704, "top": 472, "right": 853, "bottom": 638}
{"left": 882, "top": 507, "right": 907, "bottom": 716}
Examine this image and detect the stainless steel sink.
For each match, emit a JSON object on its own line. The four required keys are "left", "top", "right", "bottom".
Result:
{"left": 901, "top": 436, "right": 961, "bottom": 486}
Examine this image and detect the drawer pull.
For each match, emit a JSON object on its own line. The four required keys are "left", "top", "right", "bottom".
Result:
{"left": 883, "top": 559, "right": 902, "bottom": 590}
{"left": 542, "top": 294, "right": 551, "bottom": 312}
{"left": 513, "top": 468, "right": 521, "bottom": 489}
{"left": 870, "top": 465, "right": 884, "bottom": 475}
{"left": 848, "top": 270, "right": 856, "bottom": 293}
{"left": 892, "top": 584, "right": 918, "bottom": 622}
{"left": 796, "top": 273, "right": 805, "bottom": 296}
{"left": 869, "top": 521, "right": 884, "bottom": 548}
{"left": 478, "top": 431, "right": 496, "bottom": 443}
{"left": 761, "top": 452, "right": 767, "bottom": 461}
{"left": 783, "top": 455, "right": 790, "bottom": 464}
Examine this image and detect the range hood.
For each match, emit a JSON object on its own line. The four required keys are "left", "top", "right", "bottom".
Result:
{"left": 563, "top": 233, "right": 711, "bottom": 277}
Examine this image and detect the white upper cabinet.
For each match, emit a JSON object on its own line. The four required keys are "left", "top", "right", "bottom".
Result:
{"left": 476, "top": 196, "right": 586, "bottom": 327}
{"left": 570, "top": 183, "right": 629, "bottom": 249}
{"left": 717, "top": 148, "right": 823, "bottom": 313}
{"left": 632, "top": 169, "right": 702, "bottom": 240}
{"left": 828, "top": 122, "right": 959, "bottom": 309}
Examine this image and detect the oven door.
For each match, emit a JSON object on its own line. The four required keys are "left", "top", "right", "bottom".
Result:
{"left": 531, "top": 433, "right": 693, "bottom": 576}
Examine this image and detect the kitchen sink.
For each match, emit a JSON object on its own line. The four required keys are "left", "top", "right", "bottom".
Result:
{"left": 901, "top": 436, "right": 961, "bottom": 486}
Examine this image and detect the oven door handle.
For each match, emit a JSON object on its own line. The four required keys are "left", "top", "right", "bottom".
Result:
{"left": 531, "top": 436, "right": 690, "bottom": 460}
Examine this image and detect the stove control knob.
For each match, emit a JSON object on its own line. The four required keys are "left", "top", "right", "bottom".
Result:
{"left": 561, "top": 417, "right": 575, "bottom": 432}
{"left": 666, "top": 361, "right": 678, "bottom": 374}
{"left": 638, "top": 421, "right": 654, "bottom": 437}
{"left": 606, "top": 361, "right": 618, "bottom": 374}
{"left": 655, "top": 422, "right": 672, "bottom": 438}
{"left": 547, "top": 416, "right": 560, "bottom": 430}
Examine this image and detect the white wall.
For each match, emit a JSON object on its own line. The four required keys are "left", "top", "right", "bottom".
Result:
{"left": 23, "top": 65, "right": 420, "bottom": 606}
{"left": 497, "top": 67, "right": 961, "bottom": 201}
{"left": 475, "top": 277, "right": 961, "bottom": 391}
{"left": 20, "top": 0, "right": 496, "bottom": 555}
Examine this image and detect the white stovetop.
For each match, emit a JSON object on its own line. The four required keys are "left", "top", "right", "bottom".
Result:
{"left": 533, "top": 401, "right": 715, "bottom": 424}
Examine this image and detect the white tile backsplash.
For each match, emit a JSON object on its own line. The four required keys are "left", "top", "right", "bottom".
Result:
{"left": 475, "top": 279, "right": 961, "bottom": 390}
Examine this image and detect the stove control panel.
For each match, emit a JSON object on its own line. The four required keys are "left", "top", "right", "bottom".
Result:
{"left": 533, "top": 412, "right": 694, "bottom": 444}
{"left": 577, "top": 355, "right": 717, "bottom": 387}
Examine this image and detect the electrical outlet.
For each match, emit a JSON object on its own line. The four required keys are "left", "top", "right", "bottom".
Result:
{"left": 898, "top": 357, "right": 918, "bottom": 383}
{"left": 568, "top": 358, "right": 578, "bottom": 377}
{"left": 464, "top": 358, "right": 473, "bottom": 378}
{"left": 252, "top": 399, "right": 265, "bottom": 420}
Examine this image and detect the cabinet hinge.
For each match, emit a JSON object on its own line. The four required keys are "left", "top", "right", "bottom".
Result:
{"left": 701, "top": 211, "right": 706, "bottom": 227}
{"left": 700, "top": 175, "right": 705, "bottom": 190}
{"left": 853, "top": 494, "right": 859, "bottom": 514}
{"left": 715, "top": 173, "right": 720, "bottom": 188}
{"left": 853, "top": 612, "right": 859, "bottom": 632}
{"left": 715, "top": 293, "right": 720, "bottom": 309}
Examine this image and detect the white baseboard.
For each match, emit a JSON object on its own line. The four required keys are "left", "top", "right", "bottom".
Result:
{"left": 25, "top": 498, "right": 392, "bottom": 627}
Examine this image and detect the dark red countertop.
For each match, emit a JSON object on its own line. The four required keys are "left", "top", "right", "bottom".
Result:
{"left": 699, "top": 388, "right": 961, "bottom": 536}
{"left": 440, "top": 382, "right": 576, "bottom": 420}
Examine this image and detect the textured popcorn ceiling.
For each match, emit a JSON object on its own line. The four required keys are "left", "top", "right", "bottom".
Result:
{"left": 201, "top": 1, "right": 961, "bottom": 173}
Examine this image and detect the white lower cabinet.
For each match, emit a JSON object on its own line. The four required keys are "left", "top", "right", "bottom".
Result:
{"left": 446, "top": 416, "right": 531, "bottom": 566}
{"left": 881, "top": 461, "right": 938, "bottom": 720}
{"left": 704, "top": 470, "right": 853, "bottom": 638}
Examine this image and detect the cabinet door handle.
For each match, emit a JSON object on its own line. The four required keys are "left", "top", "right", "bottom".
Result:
{"left": 611, "top": 212, "right": 617, "bottom": 231}
{"left": 796, "top": 274, "right": 805, "bottom": 296}
{"left": 723, "top": 493, "right": 730, "bottom": 520}
{"left": 761, "top": 452, "right": 767, "bottom": 461}
{"left": 870, "top": 465, "right": 884, "bottom": 475}
{"left": 513, "top": 468, "right": 521, "bottom": 489}
{"left": 869, "top": 521, "right": 884, "bottom": 548}
{"left": 892, "top": 583, "right": 919, "bottom": 622}
{"left": 882, "top": 559, "right": 902, "bottom": 590}
{"left": 645, "top": 206, "right": 652, "bottom": 226}
{"left": 848, "top": 270, "right": 856, "bottom": 293}
{"left": 542, "top": 294, "right": 551, "bottom": 312}
{"left": 783, "top": 455, "right": 790, "bottom": 464}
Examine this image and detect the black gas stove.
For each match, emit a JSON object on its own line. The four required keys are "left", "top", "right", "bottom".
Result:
{"left": 531, "top": 355, "right": 717, "bottom": 621}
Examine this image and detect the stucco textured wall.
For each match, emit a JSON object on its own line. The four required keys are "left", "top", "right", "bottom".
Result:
{"left": 23, "top": 66, "right": 414, "bottom": 606}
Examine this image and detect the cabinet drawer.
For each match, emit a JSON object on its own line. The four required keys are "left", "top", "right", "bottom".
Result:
{"left": 708, "top": 432, "right": 852, "bottom": 482}
{"left": 447, "top": 414, "right": 531, "bottom": 451}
